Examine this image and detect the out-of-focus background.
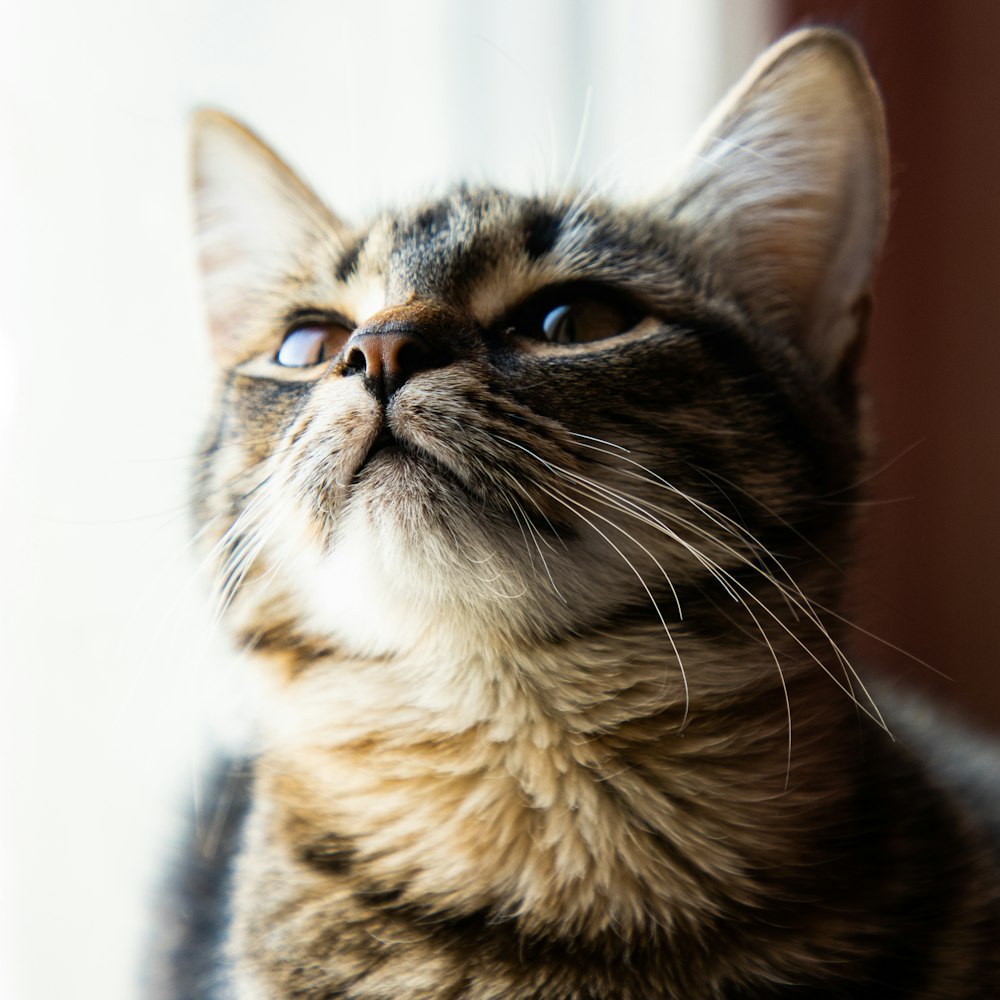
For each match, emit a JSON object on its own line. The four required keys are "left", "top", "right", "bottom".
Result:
{"left": 781, "top": 0, "right": 1000, "bottom": 728}
{"left": 1, "top": 2, "right": 996, "bottom": 998}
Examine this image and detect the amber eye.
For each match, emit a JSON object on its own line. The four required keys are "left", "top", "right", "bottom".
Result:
{"left": 275, "top": 323, "right": 351, "bottom": 367}
{"left": 502, "top": 285, "right": 644, "bottom": 344}
{"left": 533, "top": 295, "right": 638, "bottom": 345}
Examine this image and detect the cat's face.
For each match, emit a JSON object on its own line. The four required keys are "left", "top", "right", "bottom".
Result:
{"left": 192, "top": 32, "right": 886, "bottom": 688}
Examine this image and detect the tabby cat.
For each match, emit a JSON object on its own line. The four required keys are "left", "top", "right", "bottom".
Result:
{"left": 157, "top": 28, "right": 1000, "bottom": 999}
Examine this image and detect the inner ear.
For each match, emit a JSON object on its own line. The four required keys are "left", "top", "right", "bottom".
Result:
{"left": 663, "top": 29, "right": 888, "bottom": 378}
{"left": 190, "top": 110, "right": 349, "bottom": 364}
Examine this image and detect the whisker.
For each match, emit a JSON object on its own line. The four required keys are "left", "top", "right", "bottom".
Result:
{"left": 533, "top": 478, "right": 691, "bottom": 730}
{"left": 549, "top": 468, "right": 875, "bottom": 735}
{"left": 502, "top": 485, "right": 566, "bottom": 602}
{"left": 542, "top": 432, "right": 887, "bottom": 729}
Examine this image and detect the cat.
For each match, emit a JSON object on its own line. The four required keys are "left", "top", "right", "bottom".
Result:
{"left": 154, "top": 27, "right": 1000, "bottom": 999}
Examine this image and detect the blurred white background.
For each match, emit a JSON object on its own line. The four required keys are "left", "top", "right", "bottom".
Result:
{"left": 0, "top": 2, "right": 773, "bottom": 997}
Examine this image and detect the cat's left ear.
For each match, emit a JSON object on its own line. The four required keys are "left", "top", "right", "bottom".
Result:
{"left": 190, "top": 110, "right": 349, "bottom": 362}
{"left": 664, "top": 29, "right": 888, "bottom": 378}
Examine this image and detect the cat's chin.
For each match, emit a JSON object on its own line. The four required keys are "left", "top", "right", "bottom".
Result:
{"left": 295, "top": 543, "right": 540, "bottom": 660}
{"left": 349, "top": 440, "right": 461, "bottom": 494}
{"left": 259, "top": 484, "right": 566, "bottom": 657}
{"left": 348, "top": 442, "right": 405, "bottom": 487}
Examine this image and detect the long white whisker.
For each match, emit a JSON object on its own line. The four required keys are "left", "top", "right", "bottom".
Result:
{"left": 540, "top": 460, "right": 871, "bottom": 728}
{"left": 534, "top": 479, "right": 691, "bottom": 729}
{"left": 564, "top": 441, "right": 861, "bottom": 665}
{"left": 548, "top": 433, "right": 887, "bottom": 729}
{"left": 498, "top": 477, "right": 566, "bottom": 602}
{"left": 496, "top": 437, "right": 684, "bottom": 619}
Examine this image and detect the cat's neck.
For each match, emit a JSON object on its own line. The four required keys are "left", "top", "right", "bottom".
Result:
{"left": 251, "top": 630, "right": 865, "bottom": 941}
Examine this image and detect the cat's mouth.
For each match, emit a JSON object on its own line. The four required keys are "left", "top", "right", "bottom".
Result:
{"left": 349, "top": 424, "right": 472, "bottom": 498}
{"left": 353, "top": 427, "right": 401, "bottom": 477}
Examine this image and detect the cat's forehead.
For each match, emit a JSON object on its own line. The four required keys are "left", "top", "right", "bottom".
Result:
{"left": 333, "top": 187, "right": 678, "bottom": 324}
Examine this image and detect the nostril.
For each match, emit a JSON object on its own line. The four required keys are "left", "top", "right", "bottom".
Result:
{"left": 341, "top": 323, "right": 446, "bottom": 402}
{"left": 394, "top": 339, "right": 428, "bottom": 376}
{"left": 345, "top": 345, "right": 368, "bottom": 374}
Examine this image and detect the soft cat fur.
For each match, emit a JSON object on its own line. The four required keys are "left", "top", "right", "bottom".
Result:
{"left": 157, "top": 29, "right": 1000, "bottom": 999}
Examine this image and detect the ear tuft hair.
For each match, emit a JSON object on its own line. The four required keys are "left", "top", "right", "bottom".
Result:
{"left": 666, "top": 29, "right": 888, "bottom": 376}
{"left": 190, "top": 110, "right": 347, "bottom": 362}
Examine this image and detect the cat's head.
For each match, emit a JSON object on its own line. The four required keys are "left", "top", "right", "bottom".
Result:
{"left": 190, "top": 30, "right": 886, "bottom": 695}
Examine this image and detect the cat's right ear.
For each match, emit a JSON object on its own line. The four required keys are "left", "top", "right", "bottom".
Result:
{"left": 190, "top": 110, "right": 347, "bottom": 364}
{"left": 662, "top": 30, "right": 888, "bottom": 380}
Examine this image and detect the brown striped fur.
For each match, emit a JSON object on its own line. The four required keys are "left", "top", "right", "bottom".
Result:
{"left": 161, "top": 29, "right": 1000, "bottom": 999}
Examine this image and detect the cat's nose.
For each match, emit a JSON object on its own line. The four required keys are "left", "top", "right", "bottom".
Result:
{"left": 343, "top": 328, "right": 434, "bottom": 402}
{"left": 342, "top": 309, "right": 449, "bottom": 402}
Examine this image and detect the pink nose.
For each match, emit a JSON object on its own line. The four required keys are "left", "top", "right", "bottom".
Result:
{"left": 344, "top": 327, "right": 435, "bottom": 402}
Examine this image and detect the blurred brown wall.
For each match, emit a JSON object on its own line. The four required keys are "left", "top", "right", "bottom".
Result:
{"left": 779, "top": 0, "right": 1000, "bottom": 729}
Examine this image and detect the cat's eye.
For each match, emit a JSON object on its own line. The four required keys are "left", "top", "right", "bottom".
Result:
{"left": 539, "top": 297, "right": 638, "bottom": 345}
{"left": 504, "top": 288, "right": 640, "bottom": 347}
{"left": 275, "top": 323, "right": 352, "bottom": 367}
